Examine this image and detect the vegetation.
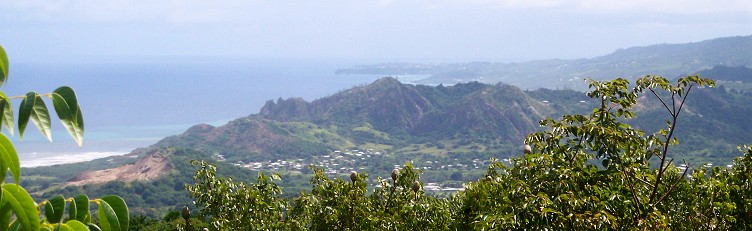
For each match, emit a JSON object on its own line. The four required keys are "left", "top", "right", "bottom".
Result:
{"left": 0, "top": 44, "right": 128, "bottom": 230}
{"left": 21, "top": 71, "right": 752, "bottom": 220}
{"left": 160, "top": 75, "right": 752, "bottom": 168}
{"left": 182, "top": 75, "right": 752, "bottom": 230}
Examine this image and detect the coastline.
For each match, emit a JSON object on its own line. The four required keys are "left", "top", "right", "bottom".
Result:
{"left": 20, "top": 151, "right": 130, "bottom": 168}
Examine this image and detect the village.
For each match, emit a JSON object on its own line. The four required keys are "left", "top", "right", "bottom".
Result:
{"left": 230, "top": 148, "right": 496, "bottom": 193}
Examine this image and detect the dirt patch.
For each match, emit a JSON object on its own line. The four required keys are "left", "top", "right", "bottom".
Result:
{"left": 66, "top": 149, "right": 172, "bottom": 187}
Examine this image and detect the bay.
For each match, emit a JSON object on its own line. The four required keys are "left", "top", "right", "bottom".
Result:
{"left": 5, "top": 57, "right": 384, "bottom": 167}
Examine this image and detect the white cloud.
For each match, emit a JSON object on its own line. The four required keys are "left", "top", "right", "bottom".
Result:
{"left": 1, "top": 0, "right": 265, "bottom": 23}
{"left": 570, "top": 0, "right": 752, "bottom": 14}
{"left": 379, "top": 0, "right": 752, "bottom": 14}
{"left": 4, "top": 0, "right": 750, "bottom": 25}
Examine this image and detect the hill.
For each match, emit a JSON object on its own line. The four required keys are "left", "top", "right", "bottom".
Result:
{"left": 337, "top": 35, "right": 752, "bottom": 90}
{"left": 21, "top": 76, "right": 752, "bottom": 218}
{"left": 152, "top": 77, "right": 593, "bottom": 164}
{"left": 696, "top": 65, "right": 752, "bottom": 92}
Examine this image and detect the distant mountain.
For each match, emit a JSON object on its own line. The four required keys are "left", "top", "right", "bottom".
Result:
{"left": 697, "top": 65, "right": 752, "bottom": 82}
{"left": 338, "top": 35, "right": 752, "bottom": 90}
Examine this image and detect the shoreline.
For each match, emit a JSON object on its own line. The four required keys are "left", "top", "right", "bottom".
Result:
{"left": 20, "top": 151, "right": 130, "bottom": 168}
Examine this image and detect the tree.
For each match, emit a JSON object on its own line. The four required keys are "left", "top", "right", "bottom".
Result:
{"left": 449, "top": 171, "right": 463, "bottom": 181}
{"left": 457, "top": 75, "right": 736, "bottom": 229}
{"left": 0, "top": 44, "right": 129, "bottom": 231}
{"left": 184, "top": 75, "right": 752, "bottom": 230}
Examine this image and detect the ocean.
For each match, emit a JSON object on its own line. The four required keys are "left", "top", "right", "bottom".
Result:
{"left": 5, "top": 57, "right": 387, "bottom": 167}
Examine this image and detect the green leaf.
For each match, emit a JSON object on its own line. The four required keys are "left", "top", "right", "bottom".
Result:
{"left": 0, "top": 133, "right": 20, "bottom": 184}
{"left": 0, "top": 92, "right": 13, "bottom": 135}
{"left": 1, "top": 184, "right": 40, "bottom": 231}
{"left": 57, "top": 220, "right": 90, "bottom": 231}
{"left": 73, "top": 194, "right": 91, "bottom": 223}
{"left": 86, "top": 223, "right": 102, "bottom": 231}
{"left": 51, "top": 87, "right": 84, "bottom": 146}
{"left": 0, "top": 198, "right": 12, "bottom": 229}
{"left": 63, "top": 220, "right": 89, "bottom": 231}
{"left": 17, "top": 93, "right": 33, "bottom": 138}
{"left": 101, "top": 195, "right": 128, "bottom": 231}
{"left": 0, "top": 44, "right": 8, "bottom": 87}
{"left": 19, "top": 92, "right": 52, "bottom": 141}
{"left": 10, "top": 220, "right": 23, "bottom": 231}
{"left": 45, "top": 195, "right": 67, "bottom": 223}
{"left": 68, "top": 197, "right": 77, "bottom": 224}
{"left": 97, "top": 199, "right": 121, "bottom": 231}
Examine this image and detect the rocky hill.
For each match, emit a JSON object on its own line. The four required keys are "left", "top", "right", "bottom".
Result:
{"left": 147, "top": 76, "right": 752, "bottom": 166}
{"left": 152, "top": 77, "right": 593, "bottom": 163}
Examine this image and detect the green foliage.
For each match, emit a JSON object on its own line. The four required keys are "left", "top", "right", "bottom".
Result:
{"left": 0, "top": 44, "right": 128, "bottom": 231}
{"left": 459, "top": 75, "right": 722, "bottom": 229}
{"left": 51, "top": 86, "right": 85, "bottom": 147}
{"left": 185, "top": 75, "right": 752, "bottom": 230}
{"left": 187, "top": 161, "right": 454, "bottom": 230}
{"left": 186, "top": 160, "right": 288, "bottom": 229}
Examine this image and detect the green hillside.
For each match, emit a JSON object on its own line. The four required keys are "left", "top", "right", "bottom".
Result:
{"left": 19, "top": 75, "right": 752, "bottom": 219}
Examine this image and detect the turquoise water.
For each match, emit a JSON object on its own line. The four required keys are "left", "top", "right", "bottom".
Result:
{"left": 6, "top": 58, "right": 385, "bottom": 166}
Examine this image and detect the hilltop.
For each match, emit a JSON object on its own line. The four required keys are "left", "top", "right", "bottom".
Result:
{"left": 151, "top": 77, "right": 592, "bottom": 163}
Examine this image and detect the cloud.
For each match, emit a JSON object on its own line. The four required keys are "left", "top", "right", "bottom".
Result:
{"left": 1, "top": 0, "right": 264, "bottom": 23}
{"left": 379, "top": 0, "right": 752, "bottom": 14}
{"left": 569, "top": 0, "right": 752, "bottom": 14}
{"left": 3, "top": 0, "right": 750, "bottom": 25}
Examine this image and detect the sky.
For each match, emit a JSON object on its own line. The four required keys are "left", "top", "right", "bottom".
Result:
{"left": 1, "top": 0, "right": 751, "bottom": 162}
{"left": 2, "top": 0, "right": 751, "bottom": 63}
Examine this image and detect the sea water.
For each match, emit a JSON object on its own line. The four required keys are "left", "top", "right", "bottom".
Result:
{"left": 6, "top": 57, "right": 387, "bottom": 167}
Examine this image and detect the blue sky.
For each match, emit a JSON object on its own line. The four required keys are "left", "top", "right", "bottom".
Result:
{"left": 2, "top": 0, "right": 751, "bottom": 63}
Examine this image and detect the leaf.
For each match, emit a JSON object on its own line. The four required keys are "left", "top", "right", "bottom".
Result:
{"left": 19, "top": 92, "right": 52, "bottom": 141}
{"left": 0, "top": 133, "right": 20, "bottom": 184}
{"left": 87, "top": 223, "right": 102, "bottom": 231}
{"left": 101, "top": 195, "right": 129, "bottom": 231}
{"left": 73, "top": 194, "right": 91, "bottom": 223}
{"left": 45, "top": 195, "right": 67, "bottom": 223}
{"left": 1, "top": 184, "right": 40, "bottom": 231}
{"left": 63, "top": 220, "right": 89, "bottom": 231}
{"left": 0, "top": 92, "right": 13, "bottom": 135}
{"left": 10, "top": 221, "right": 23, "bottom": 231}
{"left": 97, "top": 200, "right": 121, "bottom": 231}
{"left": 17, "top": 93, "right": 33, "bottom": 138}
{"left": 51, "top": 87, "right": 84, "bottom": 146}
{"left": 0, "top": 198, "right": 11, "bottom": 229}
{"left": 0, "top": 44, "right": 8, "bottom": 87}
{"left": 57, "top": 220, "right": 90, "bottom": 231}
{"left": 68, "top": 197, "right": 77, "bottom": 224}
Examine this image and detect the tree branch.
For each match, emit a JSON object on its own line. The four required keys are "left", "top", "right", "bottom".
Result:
{"left": 649, "top": 88, "right": 672, "bottom": 116}
{"left": 655, "top": 165, "right": 689, "bottom": 206}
